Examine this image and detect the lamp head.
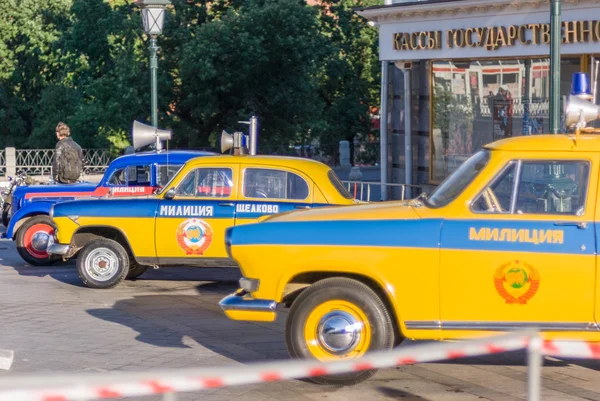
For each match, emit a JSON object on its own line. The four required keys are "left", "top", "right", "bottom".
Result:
{"left": 136, "top": 0, "right": 171, "bottom": 35}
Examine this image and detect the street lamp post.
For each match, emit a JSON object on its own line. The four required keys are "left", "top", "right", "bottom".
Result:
{"left": 136, "top": 0, "right": 171, "bottom": 149}
{"left": 550, "top": 0, "right": 562, "bottom": 134}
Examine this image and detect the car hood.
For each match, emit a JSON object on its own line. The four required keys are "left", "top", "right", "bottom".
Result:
{"left": 262, "top": 200, "right": 420, "bottom": 223}
{"left": 52, "top": 198, "right": 160, "bottom": 219}
{"left": 14, "top": 183, "right": 97, "bottom": 196}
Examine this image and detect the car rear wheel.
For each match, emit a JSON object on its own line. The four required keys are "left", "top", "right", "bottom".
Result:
{"left": 126, "top": 263, "right": 148, "bottom": 280}
{"left": 77, "top": 238, "right": 129, "bottom": 289}
{"left": 285, "top": 277, "right": 394, "bottom": 386}
{"left": 16, "top": 215, "right": 60, "bottom": 266}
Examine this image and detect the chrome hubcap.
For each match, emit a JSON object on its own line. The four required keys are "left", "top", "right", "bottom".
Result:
{"left": 31, "top": 232, "right": 50, "bottom": 252}
{"left": 317, "top": 311, "right": 363, "bottom": 355}
{"left": 85, "top": 248, "right": 119, "bottom": 281}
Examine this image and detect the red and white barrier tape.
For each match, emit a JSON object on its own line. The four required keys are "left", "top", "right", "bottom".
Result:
{"left": 0, "top": 332, "right": 532, "bottom": 401}
{"left": 542, "top": 340, "right": 600, "bottom": 359}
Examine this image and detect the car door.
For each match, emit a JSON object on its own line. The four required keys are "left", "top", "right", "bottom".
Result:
{"left": 439, "top": 156, "right": 597, "bottom": 334}
{"left": 154, "top": 165, "right": 238, "bottom": 265}
{"left": 234, "top": 165, "right": 313, "bottom": 226}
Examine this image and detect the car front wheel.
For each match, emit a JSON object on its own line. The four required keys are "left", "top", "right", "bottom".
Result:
{"left": 285, "top": 277, "right": 395, "bottom": 386}
{"left": 77, "top": 238, "right": 129, "bottom": 289}
{"left": 16, "top": 215, "right": 60, "bottom": 266}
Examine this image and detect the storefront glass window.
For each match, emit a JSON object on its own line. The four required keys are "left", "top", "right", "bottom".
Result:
{"left": 431, "top": 57, "right": 581, "bottom": 182}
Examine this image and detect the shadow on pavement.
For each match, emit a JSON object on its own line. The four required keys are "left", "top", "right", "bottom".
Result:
{"left": 376, "top": 386, "right": 431, "bottom": 400}
{"left": 1, "top": 236, "right": 243, "bottom": 287}
{"left": 86, "top": 290, "right": 291, "bottom": 362}
{"left": 0, "top": 239, "right": 86, "bottom": 285}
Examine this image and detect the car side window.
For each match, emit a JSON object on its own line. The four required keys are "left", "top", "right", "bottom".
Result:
{"left": 108, "top": 168, "right": 127, "bottom": 185}
{"left": 157, "top": 164, "right": 183, "bottom": 187}
{"left": 128, "top": 165, "right": 151, "bottom": 186}
{"left": 107, "top": 165, "right": 151, "bottom": 186}
{"left": 176, "top": 168, "right": 233, "bottom": 198}
{"left": 472, "top": 162, "right": 516, "bottom": 213}
{"left": 243, "top": 168, "right": 309, "bottom": 200}
{"left": 516, "top": 161, "right": 589, "bottom": 216}
{"left": 472, "top": 160, "right": 589, "bottom": 216}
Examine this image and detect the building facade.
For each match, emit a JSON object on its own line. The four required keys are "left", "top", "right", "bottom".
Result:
{"left": 357, "top": 0, "right": 600, "bottom": 198}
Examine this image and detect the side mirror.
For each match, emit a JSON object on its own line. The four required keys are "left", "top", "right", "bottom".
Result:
{"left": 164, "top": 188, "right": 176, "bottom": 200}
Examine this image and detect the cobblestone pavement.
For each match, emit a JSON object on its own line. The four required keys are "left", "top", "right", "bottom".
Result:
{"left": 0, "top": 230, "right": 599, "bottom": 400}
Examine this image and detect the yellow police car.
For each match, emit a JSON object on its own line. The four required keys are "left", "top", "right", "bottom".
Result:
{"left": 220, "top": 129, "right": 600, "bottom": 384}
{"left": 47, "top": 154, "right": 357, "bottom": 289}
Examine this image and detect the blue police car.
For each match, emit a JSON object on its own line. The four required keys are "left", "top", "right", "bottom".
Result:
{"left": 6, "top": 150, "right": 213, "bottom": 266}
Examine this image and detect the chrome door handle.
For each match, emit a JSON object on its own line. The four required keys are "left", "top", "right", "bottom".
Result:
{"left": 554, "top": 222, "right": 588, "bottom": 229}
{"left": 295, "top": 205, "right": 311, "bottom": 209}
{"left": 219, "top": 202, "right": 234, "bottom": 207}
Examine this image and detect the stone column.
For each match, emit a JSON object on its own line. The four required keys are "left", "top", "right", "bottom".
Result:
{"left": 5, "top": 148, "right": 16, "bottom": 178}
{"left": 339, "top": 140, "right": 351, "bottom": 169}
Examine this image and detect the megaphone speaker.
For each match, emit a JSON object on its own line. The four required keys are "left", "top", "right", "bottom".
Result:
{"left": 220, "top": 130, "right": 234, "bottom": 153}
{"left": 131, "top": 121, "right": 172, "bottom": 150}
{"left": 565, "top": 95, "right": 600, "bottom": 128}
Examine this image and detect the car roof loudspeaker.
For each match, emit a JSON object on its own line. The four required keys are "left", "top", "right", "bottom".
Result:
{"left": 565, "top": 95, "right": 600, "bottom": 128}
{"left": 131, "top": 120, "right": 172, "bottom": 151}
{"left": 220, "top": 130, "right": 234, "bottom": 153}
{"left": 220, "top": 130, "right": 248, "bottom": 155}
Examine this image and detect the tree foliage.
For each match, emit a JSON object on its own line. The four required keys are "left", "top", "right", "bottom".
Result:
{"left": 0, "top": 0, "right": 381, "bottom": 161}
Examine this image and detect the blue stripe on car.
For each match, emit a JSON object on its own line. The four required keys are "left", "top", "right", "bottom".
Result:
{"left": 229, "top": 218, "right": 595, "bottom": 255}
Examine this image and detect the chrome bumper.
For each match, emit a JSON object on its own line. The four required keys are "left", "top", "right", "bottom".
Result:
{"left": 219, "top": 290, "right": 279, "bottom": 312}
{"left": 47, "top": 243, "right": 71, "bottom": 256}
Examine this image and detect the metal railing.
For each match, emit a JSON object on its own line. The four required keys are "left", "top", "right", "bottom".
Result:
{"left": 5, "top": 148, "right": 113, "bottom": 177}
{"left": 15, "top": 149, "right": 55, "bottom": 176}
{"left": 82, "top": 149, "right": 113, "bottom": 174}
{"left": 342, "top": 180, "right": 437, "bottom": 202}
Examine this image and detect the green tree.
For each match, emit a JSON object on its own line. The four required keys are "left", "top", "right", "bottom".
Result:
{"left": 30, "top": 0, "right": 150, "bottom": 151}
{"left": 0, "top": 0, "right": 72, "bottom": 147}
{"left": 0, "top": 0, "right": 382, "bottom": 163}
{"left": 178, "top": 0, "right": 329, "bottom": 152}
{"left": 313, "top": 0, "right": 380, "bottom": 164}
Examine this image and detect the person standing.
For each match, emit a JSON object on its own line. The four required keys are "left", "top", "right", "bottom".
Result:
{"left": 52, "top": 122, "right": 83, "bottom": 184}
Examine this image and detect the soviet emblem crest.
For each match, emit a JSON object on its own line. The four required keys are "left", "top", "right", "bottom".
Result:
{"left": 176, "top": 219, "right": 213, "bottom": 255}
{"left": 493, "top": 260, "right": 540, "bottom": 305}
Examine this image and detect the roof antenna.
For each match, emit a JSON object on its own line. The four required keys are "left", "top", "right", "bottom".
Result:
{"left": 238, "top": 115, "right": 259, "bottom": 155}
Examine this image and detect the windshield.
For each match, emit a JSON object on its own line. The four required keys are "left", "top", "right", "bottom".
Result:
{"left": 425, "top": 150, "right": 490, "bottom": 208}
{"left": 328, "top": 170, "right": 353, "bottom": 200}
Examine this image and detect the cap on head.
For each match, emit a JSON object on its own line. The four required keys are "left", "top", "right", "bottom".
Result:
{"left": 56, "top": 122, "right": 70, "bottom": 138}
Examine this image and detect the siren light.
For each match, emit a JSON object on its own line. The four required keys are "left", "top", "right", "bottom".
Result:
{"left": 571, "top": 72, "right": 593, "bottom": 100}
{"left": 564, "top": 72, "right": 600, "bottom": 130}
